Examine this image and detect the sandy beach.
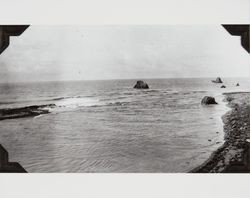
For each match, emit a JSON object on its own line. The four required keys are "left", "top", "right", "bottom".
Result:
{"left": 192, "top": 92, "right": 250, "bottom": 173}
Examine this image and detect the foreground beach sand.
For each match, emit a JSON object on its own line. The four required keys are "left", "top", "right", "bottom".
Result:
{"left": 192, "top": 92, "right": 250, "bottom": 173}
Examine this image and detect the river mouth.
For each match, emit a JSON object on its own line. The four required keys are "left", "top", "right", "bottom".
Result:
{"left": 0, "top": 79, "right": 248, "bottom": 173}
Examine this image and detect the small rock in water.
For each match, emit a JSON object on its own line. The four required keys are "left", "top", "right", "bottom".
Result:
{"left": 216, "top": 132, "right": 219, "bottom": 134}
{"left": 208, "top": 139, "right": 212, "bottom": 142}
{"left": 236, "top": 83, "right": 240, "bottom": 86}
{"left": 133, "top": 80, "right": 149, "bottom": 89}
{"left": 212, "top": 77, "right": 223, "bottom": 83}
{"left": 201, "top": 96, "right": 217, "bottom": 105}
{"left": 221, "top": 85, "right": 226, "bottom": 88}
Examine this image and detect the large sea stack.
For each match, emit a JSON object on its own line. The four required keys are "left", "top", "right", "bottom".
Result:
{"left": 133, "top": 81, "right": 149, "bottom": 89}
{"left": 212, "top": 77, "right": 223, "bottom": 83}
{"left": 201, "top": 96, "right": 217, "bottom": 105}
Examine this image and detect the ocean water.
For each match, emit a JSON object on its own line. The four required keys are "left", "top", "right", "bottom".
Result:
{"left": 0, "top": 78, "right": 249, "bottom": 172}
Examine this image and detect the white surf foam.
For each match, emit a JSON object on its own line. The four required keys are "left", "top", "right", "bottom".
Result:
{"left": 33, "top": 114, "right": 45, "bottom": 119}
{"left": 55, "top": 97, "right": 102, "bottom": 109}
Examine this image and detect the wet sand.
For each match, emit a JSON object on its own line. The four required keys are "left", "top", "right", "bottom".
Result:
{"left": 192, "top": 92, "right": 250, "bottom": 173}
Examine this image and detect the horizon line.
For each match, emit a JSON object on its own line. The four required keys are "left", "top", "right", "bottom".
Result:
{"left": 1, "top": 76, "right": 249, "bottom": 84}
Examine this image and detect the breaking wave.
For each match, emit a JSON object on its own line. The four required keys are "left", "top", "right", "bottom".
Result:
{"left": 54, "top": 97, "right": 102, "bottom": 108}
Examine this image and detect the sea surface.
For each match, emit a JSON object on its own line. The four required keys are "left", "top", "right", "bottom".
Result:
{"left": 0, "top": 78, "right": 249, "bottom": 172}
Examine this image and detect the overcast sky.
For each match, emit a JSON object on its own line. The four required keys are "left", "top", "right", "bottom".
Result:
{"left": 0, "top": 25, "right": 249, "bottom": 82}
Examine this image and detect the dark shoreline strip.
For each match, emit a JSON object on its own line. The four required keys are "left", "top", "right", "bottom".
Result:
{"left": 191, "top": 92, "right": 250, "bottom": 173}
{"left": 0, "top": 104, "right": 55, "bottom": 121}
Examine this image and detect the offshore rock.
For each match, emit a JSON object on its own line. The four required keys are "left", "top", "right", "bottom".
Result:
{"left": 212, "top": 77, "right": 223, "bottom": 83}
{"left": 201, "top": 96, "right": 217, "bottom": 105}
{"left": 133, "top": 81, "right": 149, "bottom": 89}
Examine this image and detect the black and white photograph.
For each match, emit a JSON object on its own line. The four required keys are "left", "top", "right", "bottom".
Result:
{"left": 0, "top": 1, "right": 250, "bottom": 197}
{"left": 0, "top": 25, "right": 249, "bottom": 173}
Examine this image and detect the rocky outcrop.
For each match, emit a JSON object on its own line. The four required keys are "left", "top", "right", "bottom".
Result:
{"left": 133, "top": 81, "right": 149, "bottom": 89}
{"left": 221, "top": 85, "right": 226, "bottom": 88}
{"left": 212, "top": 77, "right": 223, "bottom": 83}
{"left": 201, "top": 96, "right": 217, "bottom": 105}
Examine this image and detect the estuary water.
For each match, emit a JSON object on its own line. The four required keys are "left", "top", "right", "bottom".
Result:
{"left": 1, "top": 78, "right": 249, "bottom": 172}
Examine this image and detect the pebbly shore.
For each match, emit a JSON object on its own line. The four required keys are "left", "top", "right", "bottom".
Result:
{"left": 192, "top": 92, "right": 250, "bottom": 173}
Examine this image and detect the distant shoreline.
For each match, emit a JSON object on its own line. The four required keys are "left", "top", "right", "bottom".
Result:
{"left": 191, "top": 92, "right": 250, "bottom": 173}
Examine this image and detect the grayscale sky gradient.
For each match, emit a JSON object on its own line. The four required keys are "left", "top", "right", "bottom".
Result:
{"left": 0, "top": 25, "right": 249, "bottom": 82}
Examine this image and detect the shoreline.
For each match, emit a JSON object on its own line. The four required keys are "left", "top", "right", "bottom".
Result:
{"left": 0, "top": 104, "right": 55, "bottom": 121}
{"left": 191, "top": 92, "right": 250, "bottom": 173}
